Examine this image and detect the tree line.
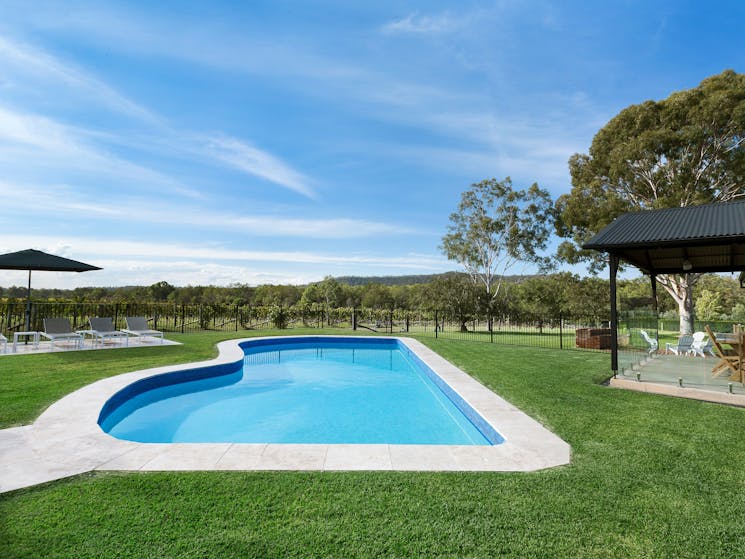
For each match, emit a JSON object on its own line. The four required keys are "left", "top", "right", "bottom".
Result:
{"left": 3, "top": 273, "right": 744, "bottom": 323}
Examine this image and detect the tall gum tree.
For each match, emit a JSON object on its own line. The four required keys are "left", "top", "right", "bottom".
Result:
{"left": 441, "top": 177, "right": 554, "bottom": 311}
{"left": 555, "top": 70, "right": 745, "bottom": 334}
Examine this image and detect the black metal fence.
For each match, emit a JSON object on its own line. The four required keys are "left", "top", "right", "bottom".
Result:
{"left": 4, "top": 300, "right": 737, "bottom": 353}
{"left": 0, "top": 300, "right": 684, "bottom": 353}
{"left": 0, "top": 301, "right": 335, "bottom": 335}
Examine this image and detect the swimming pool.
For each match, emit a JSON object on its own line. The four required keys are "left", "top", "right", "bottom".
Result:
{"left": 99, "top": 337, "right": 504, "bottom": 446}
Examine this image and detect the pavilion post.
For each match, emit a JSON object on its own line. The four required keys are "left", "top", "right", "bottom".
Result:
{"left": 609, "top": 254, "right": 619, "bottom": 377}
{"left": 650, "top": 274, "right": 658, "bottom": 343}
{"left": 24, "top": 270, "right": 32, "bottom": 332}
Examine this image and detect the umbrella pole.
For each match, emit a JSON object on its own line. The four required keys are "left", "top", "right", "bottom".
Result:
{"left": 25, "top": 270, "right": 31, "bottom": 332}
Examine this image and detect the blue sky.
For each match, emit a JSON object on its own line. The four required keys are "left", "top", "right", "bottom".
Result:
{"left": 0, "top": 0, "right": 743, "bottom": 289}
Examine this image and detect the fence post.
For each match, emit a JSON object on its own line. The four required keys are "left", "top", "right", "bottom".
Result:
{"left": 559, "top": 313, "right": 564, "bottom": 350}
{"left": 352, "top": 308, "right": 357, "bottom": 331}
{"left": 181, "top": 304, "right": 185, "bottom": 334}
{"left": 235, "top": 304, "right": 239, "bottom": 331}
{"left": 435, "top": 310, "right": 438, "bottom": 339}
{"left": 489, "top": 311, "right": 493, "bottom": 343}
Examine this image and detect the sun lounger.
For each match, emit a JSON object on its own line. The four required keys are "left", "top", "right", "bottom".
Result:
{"left": 41, "top": 318, "right": 83, "bottom": 350}
{"left": 80, "top": 318, "right": 129, "bottom": 347}
{"left": 123, "top": 317, "right": 164, "bottom": 344}
{"left": 0, "top": 333, "right": 7, "bottom": 354}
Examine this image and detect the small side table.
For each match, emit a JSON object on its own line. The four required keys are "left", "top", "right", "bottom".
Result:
{"left": 77, "top": 330, "right": 96, "bottom": 347}
{"left": 13, "top": 331, "right": 40, "bottom": 353}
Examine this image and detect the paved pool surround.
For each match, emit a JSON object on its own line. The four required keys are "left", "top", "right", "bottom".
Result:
{"left": 0, "top": 336, "right": 571, "bottom": 493}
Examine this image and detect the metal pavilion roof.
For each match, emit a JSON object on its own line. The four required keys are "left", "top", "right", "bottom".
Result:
{"left": 583, "top": 200, "right": 745, "bottom": 275}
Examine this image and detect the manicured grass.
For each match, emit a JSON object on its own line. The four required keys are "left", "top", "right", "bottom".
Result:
{"left": 2, "top": 333, "right": 745, "bottom": 558}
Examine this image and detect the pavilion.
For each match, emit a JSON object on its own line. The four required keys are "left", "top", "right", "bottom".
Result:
{"left": 583, "top": 200, "right": 745, "bottom": 375}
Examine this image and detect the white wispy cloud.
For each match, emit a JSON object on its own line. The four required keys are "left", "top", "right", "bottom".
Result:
{"left": 381, "top": 12, "right": 458, "bottom": 34}
{"left": 4, "top": 6, "right": 461, "bottom": 113}
{"left": 0, "top": 105, "right": 204, "bottom": 199}
{"left": 203, "top": 135, "right": 315, "bottom": 198}
{"left": 0, "top": 180, "right": 418, "bottom": 239}
{"left": 0, "top": 33, "right": 317, "bottom": 199}
{"left": 0, "top": 235, "right": 449, "bottom": 287}
{"left": 0, "top": 235, "right": 446, "bottom": 267}
{"left": 0, "top": 34, "right": 159, "bottom": 123}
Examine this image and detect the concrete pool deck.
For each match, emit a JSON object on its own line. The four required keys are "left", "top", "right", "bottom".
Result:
{"left": 0, "top": 336, "right": 571, "bottom": 493}
{"left": 1, "top": 336, "right": 181, "bottom": 357}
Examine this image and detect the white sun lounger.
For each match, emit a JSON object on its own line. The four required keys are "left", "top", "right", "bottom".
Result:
{"left": 41, "top": 318, "right": 84, "bottom": 350}
{"left": 80, "top": 318, "right": 129, "bottom": 347}
{"left": 0, "top": 333, "right": 7, "bottom": 354}
{"left": 123, "top": 317, "right": 164, "bottom": 344}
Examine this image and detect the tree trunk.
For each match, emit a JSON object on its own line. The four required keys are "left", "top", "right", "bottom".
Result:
{"left": 678, "top": 289, "right": 694, "bottom": 335}
{"left": 657, "top": 273, "right": 698, "bottom": 335}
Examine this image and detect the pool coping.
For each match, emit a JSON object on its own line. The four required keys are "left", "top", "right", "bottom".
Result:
{"left": 1, "top": 336, "right": 570, "bottom": 492}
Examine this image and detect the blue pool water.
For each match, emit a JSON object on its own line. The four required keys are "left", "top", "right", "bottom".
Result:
{"left": 99, "top": 337, "right": 502, "bottom": 445}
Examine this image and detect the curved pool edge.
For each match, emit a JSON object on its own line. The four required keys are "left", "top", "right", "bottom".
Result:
{"left": 98, "top": 335, "right": 505, "bottom": 445}
{"left": 3, "top": 336, "right": 571, "bottom": 492}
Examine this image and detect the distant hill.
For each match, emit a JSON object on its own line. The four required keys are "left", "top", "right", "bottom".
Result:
{"left": 334, "top": 272, "right": 460, "bottom": 286}
{"left": 334, "top": 272, "right": 534, "bottom": 286}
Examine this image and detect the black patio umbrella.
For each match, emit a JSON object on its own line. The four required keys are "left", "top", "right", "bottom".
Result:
{"left": 0, "top": 249, "right": 102, "bottom": 331}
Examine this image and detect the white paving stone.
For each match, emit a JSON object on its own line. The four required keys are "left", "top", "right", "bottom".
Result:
{"left": 96, "top": 444, "right": 171, "bottom": 471}
{"left": 140, "top": 444, "right": 231, "bottom": 471}
{"left": 257, "top": 444, "right": 328, "bottom": 470}
{"left": 324, "top": 444, "right": 393, "bottom": 471}
{"left": 215, "top": 444, "right": 267, "bottom": 470}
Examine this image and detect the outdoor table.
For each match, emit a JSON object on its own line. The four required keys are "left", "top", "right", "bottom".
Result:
{"left": 13, "top": 331, "right": 40, "bottom": 353}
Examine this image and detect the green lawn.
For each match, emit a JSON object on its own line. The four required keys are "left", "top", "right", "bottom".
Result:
{"left": 2, "top": 331, "right": 745, "bottom": 558}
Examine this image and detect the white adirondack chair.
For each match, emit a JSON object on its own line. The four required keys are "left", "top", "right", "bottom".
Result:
{"left": 639, "top": 330, "right": 658, "bottom": 356}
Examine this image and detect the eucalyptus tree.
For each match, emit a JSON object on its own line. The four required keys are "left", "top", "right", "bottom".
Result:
{"left": 441, "top": 177, "right": 554, "bottom": 310}
{"left": 695, "top": 289, "right": 724, "bottom": 322}
{"left": 148, "top": 281, "right": 176, "bottom": 301}
{"left": 253, "top": 284, "right": 302, "bottom": 307}
{"left": 423, "top": 275, "right": 480, "bottom": 332}
{"left": 514, "top": 273, "right": 573, "bottom": 319}
{"left": 299, "top": 276, "right": 344, "bottom": 324}
{"left": 359, "top": 283, "right": 394, "bottom": 309}
{"left": 555, "top": 70, "right": 745, "bottom": 333}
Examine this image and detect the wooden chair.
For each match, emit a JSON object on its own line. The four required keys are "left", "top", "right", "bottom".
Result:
{"left": 704, "top": 325, "right": 741, "bottom": 379}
